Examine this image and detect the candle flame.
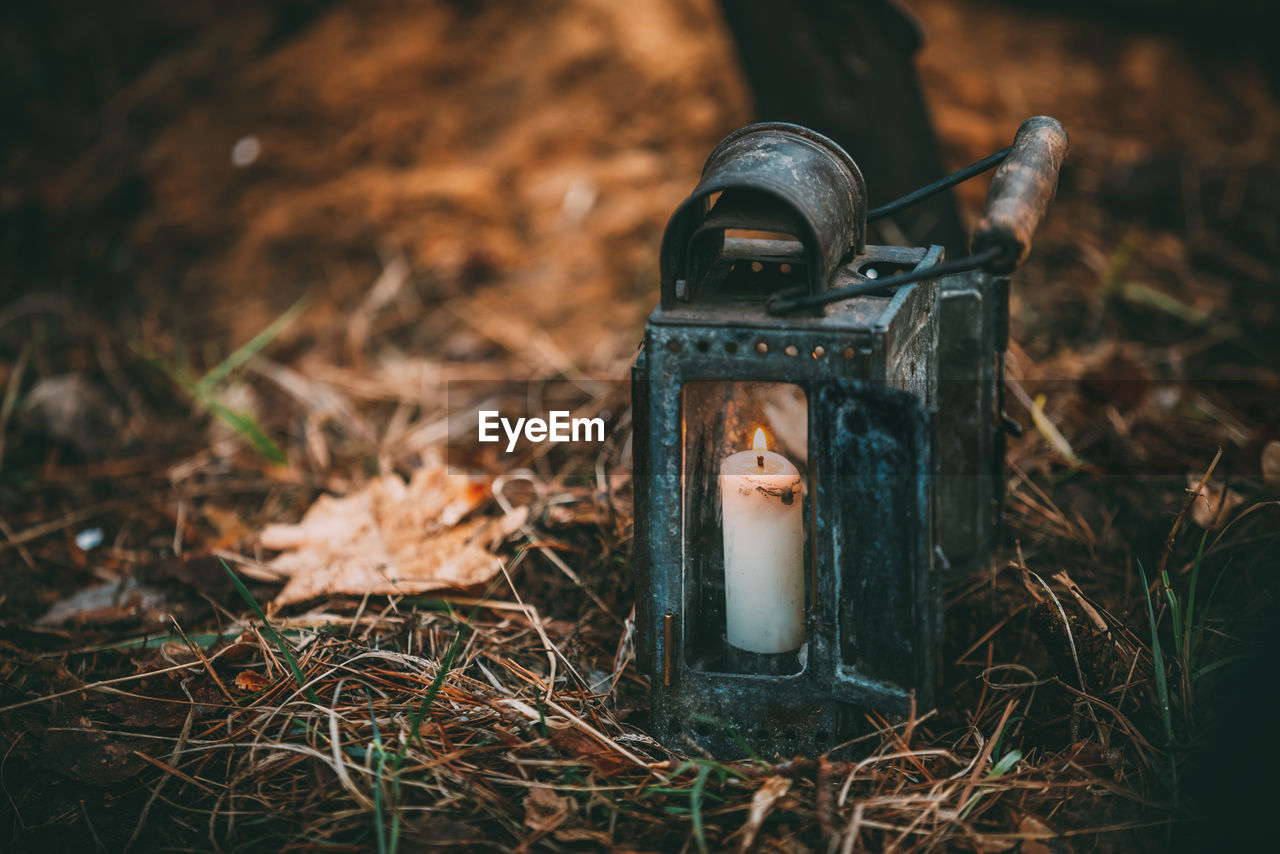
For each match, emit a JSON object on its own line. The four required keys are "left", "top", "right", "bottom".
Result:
{"left": 752, "top": 427, "right": 768, "bottom": 451}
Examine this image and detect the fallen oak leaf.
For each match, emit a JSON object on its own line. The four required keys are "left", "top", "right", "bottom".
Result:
{"left": 259, "top": 458, "right": 519, "bottom": 606}
{"left": 235, "top": 671, "right": 269, "bottom": 692}
{"left": 524, "top": 785, "right": 574, "bottom": 835}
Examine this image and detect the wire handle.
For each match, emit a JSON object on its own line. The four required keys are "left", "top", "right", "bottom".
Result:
{"left": 766, "top": 247, "right": 1000, "bottom": 315}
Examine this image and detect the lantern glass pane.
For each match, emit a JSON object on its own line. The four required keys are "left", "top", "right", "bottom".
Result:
{"left": 680, "top": 380, "right": 809, "bottom": 676}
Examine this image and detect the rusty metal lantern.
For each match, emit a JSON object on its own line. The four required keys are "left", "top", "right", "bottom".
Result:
{"left": 631, "top": 119, "right": 1068, "bottom": 757}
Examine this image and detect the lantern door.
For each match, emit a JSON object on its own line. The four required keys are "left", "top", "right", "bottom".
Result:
{"left": 810, "top": 381, "right": 938, "bottom": 713}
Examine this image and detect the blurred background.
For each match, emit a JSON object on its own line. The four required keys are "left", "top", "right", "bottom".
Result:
{"left": 4, "top": 0, "right": 1277, "bottom": 540}
{"left": 4, "top": 0, "right": 1275, "bottom": 368}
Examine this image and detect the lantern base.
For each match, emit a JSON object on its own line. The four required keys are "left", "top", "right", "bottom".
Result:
{"left": 716, "top": 642, "right": 804, "bottom": 677}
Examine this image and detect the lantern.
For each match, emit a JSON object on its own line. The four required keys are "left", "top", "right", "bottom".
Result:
{"left": 632, "top": 119, "right": 1067, "bottom": 756}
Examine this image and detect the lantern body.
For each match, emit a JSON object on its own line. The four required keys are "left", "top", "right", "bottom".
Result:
{"left": 631, "top": 117, "right": 1065, "bottom": 755}
{"left": 632, "top": 125, "right": 948, "bottom": 760}
{"left": 633, "top": 243, "right": 942, "bottom": 756}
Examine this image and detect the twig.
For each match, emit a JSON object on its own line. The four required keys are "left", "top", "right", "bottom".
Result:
{"left": 1160, "top": 447, "right": 1222, "bottom": 578}
{"left": 0, "top": 341, "right": 29, "bottom": 472}
{"left": 0, "top": 659, "right": 207, "bottom": 714}
{"left": 956, "top": 700, "right": 1015, "bottom": 816}
{"left": 125, "top": 680, "right": 197, "bottom": 851}
{"left": 171, "top": 617, "right": 235, "bottom": 704}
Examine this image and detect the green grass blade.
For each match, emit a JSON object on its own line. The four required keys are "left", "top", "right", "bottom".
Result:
{"left": 1120, "top": 281, "right": 1211, "bottom": 326}
{"left": 1161, "top": 569, "right": 1184, "bottom": 659}
{"left": 367, "top": 692, "right": 389, "bottom": 854}
{"left": 200, "top": 394, "right": 287, "bottom": 464}
{"left": 409, "top": 602, "right": 467, "bottom": 739}
{"left": 1192, "top": 558, "right": 1231, "bottom": 662}
{"left": 989, "top": 715, "right": 1023, "bottom": 762}
{"left": 130, "top": 339, "right": 199, "bottom": 392}
{"left": 689, "top": 713, "right": 762, "bottom": 767}
{"left": 959, "top": 749, "right": 1024, "bottom": 820}
{"left": 988, "top": 748, "right": 1022, "bottom": 778}
{"left": 197, "top": 294, "right": 307, "bottom": 392}
{"left": 221, "top": 558, "right": 317, "bottom": 703}
{"left": 132, "top": 337, "right": 287, "bottom": 464}
{"left": 1184, "top": 533, "right": 1207, "bottom": 661}
{"left": 651, "top": 761, "right": 694, "bottom": 790}
{"left": 1138, "top": 561, "right": 1174, "bottom": 746}
{"left": 405, "top": 560, "right": 519, "bottom": 741}
{"left": 1195, "top": 653, "right": 1248, "bottom": 680}
{"left": 690, "top": 762, "right": 711, "bottom": 854}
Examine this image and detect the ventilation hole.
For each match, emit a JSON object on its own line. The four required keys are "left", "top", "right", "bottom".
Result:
{"left": 756, "top": 341, "right": 769, "bottom": 354}
{"left": 694, "top": 722, "right": 712, "bottom": 738}
{"left": 812, "top": 346, "right": 826, "bottom": 359}
{"left": 725, "top": 341, "right": 739, "bottom": 354}
{"left": 864, "top": 267, "right": 879, "bottom": 279}
{"left": 784, "top": 344, "right": 798, "bottom": 357}
{"left": 815, "top": 729, "right": 831, "bottom": 743}
{"left": 750, "top": 261, "right": 764, "bottom": 273}
{"left": 842, "top": 347, "right": 855, "bottom": 360}
{"left": 666, "top": 339, "right": 681, "bottom": 353}
{"left": 782, "top": 728, "right": 797, "bottom": 743}
{"left": 754, "top": 728, "right": 768, "bottom": 742}
{"left": 696, "top": 340, "right": 710, "bottom": 353}
{"left": 779, "top": 263, "right": 792, "bottom": 274}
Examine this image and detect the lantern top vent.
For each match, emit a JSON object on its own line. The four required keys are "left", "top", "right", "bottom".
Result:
{"left": 660, "top": 123, "right": 867, "bottom": 309}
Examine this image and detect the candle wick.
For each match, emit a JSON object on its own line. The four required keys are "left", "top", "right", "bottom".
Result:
{"left": 756, "top": 454, "right": 764, "bottom": 468}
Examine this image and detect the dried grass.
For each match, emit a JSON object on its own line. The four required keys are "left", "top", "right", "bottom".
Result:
{"left": 7, "top": 461, "right": 1271, "bottom": 851}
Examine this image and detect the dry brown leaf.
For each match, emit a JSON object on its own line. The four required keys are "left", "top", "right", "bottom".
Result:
{"left": 1016, "top": 815, "right": 1055, "bottom": 854}
{"left": 739, "top": 775, "right": 791, "bottom": 853}
{"left": 235, "top": 671, "right": 269, "bottom": 692}
{"left": 1263, "top": 440, "right": 1280, "bottom": 486}
{"left": 36, "top": 577, "right": 170, "bottom": 628}
{"left": 552, "top": 827, "right": 614, "bottom": 845}
{"left": 259, "top": 459, "right": 518, "bottom": 606}
{"left": 969, "top": 836, "right": 1018, "bottom": 853}
{"left": 523, "top": 786, "right": 574, "bottom": 834}
{"left": 1187, "top": 475, "right": 1246, "bottom": 528}
{"left": 547, "top": 722, "right": 630, "bottom": 776}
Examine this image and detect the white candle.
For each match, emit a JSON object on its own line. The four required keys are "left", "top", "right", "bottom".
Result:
{"left": 719, "top": 427, "right": 805, "bottom": 654}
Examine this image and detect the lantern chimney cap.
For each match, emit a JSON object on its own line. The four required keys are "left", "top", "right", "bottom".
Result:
{"left": 660, "top": 123, "right": 867, "bottom": 308}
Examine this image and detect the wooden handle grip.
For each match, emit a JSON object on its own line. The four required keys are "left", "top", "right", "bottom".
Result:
{"left": 972, "top": 116, "right": 1069, "bottom": 274}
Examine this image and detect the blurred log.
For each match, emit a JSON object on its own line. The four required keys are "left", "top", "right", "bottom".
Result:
{"left": 715, "top": 0, "right": 968, "bottom": 254}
